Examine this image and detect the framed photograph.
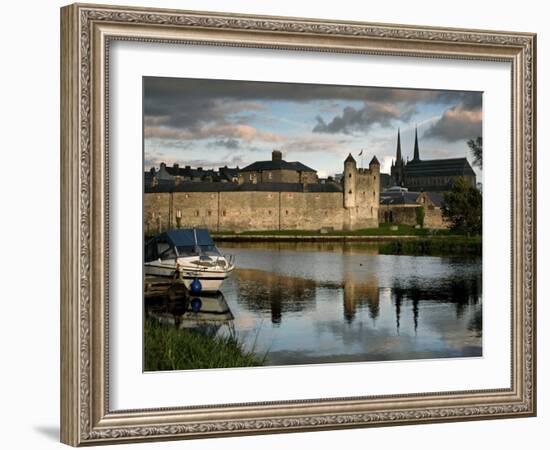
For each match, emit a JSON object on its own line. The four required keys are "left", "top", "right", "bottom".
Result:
{"left": 60, "top": 3, "right": 536, "bottom": 446}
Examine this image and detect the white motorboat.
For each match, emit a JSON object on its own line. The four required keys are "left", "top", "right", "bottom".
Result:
{"left": 144, "top": 228, "right": 235, "bottom": 293}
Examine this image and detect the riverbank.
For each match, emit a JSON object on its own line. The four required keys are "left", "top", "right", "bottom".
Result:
{"left": 212, "top": 224, "right": 480, "bottom": 250}
{"left": 144, "top": 320, "right": 263, "bottom": 371}
{"left": 212, "top": 223, "right": 445, "bottom": 239}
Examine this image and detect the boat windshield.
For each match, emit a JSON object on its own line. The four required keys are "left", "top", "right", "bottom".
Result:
{"left": 176, "top": 244, "right": 221, "bottom": 257}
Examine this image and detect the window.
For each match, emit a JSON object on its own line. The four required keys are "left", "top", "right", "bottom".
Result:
{"left": 207, "top": 210, "right": 212, "bottom": 216}
{"left": 349, "top": 190, "right": 352, "bottom": 194}
{"left": 222, "top": 210, "right": 226, "bottom": 217}
{"left": 195, "top": 210, "right": 199, "bottom": 216}
{"left": 249, "top": 174, "right": 254, "bottom": 181}
{"left": 268, "top": 210, "right": 272, "bottom": 215}
{"left": 268, "top": 172, "right": 273, "bottom": 180}
{"left": 349, "top": 173, "right": 352, "bottom": 178}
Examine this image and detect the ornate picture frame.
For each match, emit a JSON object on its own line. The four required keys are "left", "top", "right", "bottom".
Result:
{"left": 60, "top": 3, "right": 536, "bottom": 446}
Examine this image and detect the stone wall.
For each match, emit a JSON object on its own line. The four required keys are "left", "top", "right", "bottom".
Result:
{"left": 238, "top": 169, "right": 318, "bottom": 184}
{"left": 144, "top": 190, "right": 357, "bottom": 234}
{"left": 378, "top": 204, "right": 447, "bottom": 229}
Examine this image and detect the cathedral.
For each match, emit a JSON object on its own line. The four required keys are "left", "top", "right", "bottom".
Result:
{"left": 390, "top": 128, "right": 476, "bottom": 192}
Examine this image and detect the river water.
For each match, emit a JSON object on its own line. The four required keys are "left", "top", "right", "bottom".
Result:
{"left": 146, "top": 242, "right": 482, "bottom": 367}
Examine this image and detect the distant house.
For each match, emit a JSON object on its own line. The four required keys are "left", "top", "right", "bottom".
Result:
{"left": 238, "top": 150, "right": 318, "bottom": 184}
{"left": 218, "top": 166, "right": 240, "bottom": 183}
{"left": 156, "top": 163, "right": 219, "bottom": 183}
{"left": 379, "top": 187, "right": 447, "bottom": 229}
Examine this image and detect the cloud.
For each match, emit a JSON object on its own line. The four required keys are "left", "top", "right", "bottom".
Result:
{"left": 423, "top": 100, "right": 482, "bottom": 142}
{"left": 280, "top": 136, "right": 352, "bottom": 155}
{"left": 209, "top": 138, "right": 240, "bottom": 149}
{"left": 313, "top": 102, "right": 415, "bottom": 134}
{"left": 144, "top": 123, "right": 286, "bottom": 143}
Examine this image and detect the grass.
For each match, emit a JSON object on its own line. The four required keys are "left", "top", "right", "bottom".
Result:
{"left": 378, "top": 236, "right": 482, "bottom": 256}
{"left": 144, "top": 320, "right": 263, "bottom": 371}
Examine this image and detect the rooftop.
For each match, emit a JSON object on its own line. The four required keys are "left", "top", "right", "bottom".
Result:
{"left": 379, "top": 190, "right": 444, "bottom": 207}
{"left": 404, "top": 157, "right": 476, "bottom": 177}
{"left": 241, "top": 160, "right": 316, "bottom": 173}
{"left": 145, "top": 181, "right": 343, "bottom": 194}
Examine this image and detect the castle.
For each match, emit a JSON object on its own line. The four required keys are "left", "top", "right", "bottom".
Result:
{"left": 144, "top": 151, "right": 380, "bottom": 234}
{"left": 390, "top": 128, "right": 476, "bottom": 191}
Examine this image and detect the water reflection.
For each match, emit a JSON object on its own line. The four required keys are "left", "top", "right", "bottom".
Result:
{"left": 144, "top": 242, "right": 482, "bottom": 367}
{"left": 220, "top": 242, "right": 482, "bottom": 365}
{"left": 145, "top": 292, "right": 234, "bottom": 337}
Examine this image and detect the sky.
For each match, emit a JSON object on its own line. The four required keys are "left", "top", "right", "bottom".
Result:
{"left": 143, "top": 77, "right": 483, "bottom": 179}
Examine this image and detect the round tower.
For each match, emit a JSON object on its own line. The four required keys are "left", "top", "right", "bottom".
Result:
{"left": 344, "top": 153, "right": 357, "bottom": 208}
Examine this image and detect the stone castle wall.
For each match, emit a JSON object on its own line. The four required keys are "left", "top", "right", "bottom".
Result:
{"left": 145, "top": 155, "right": 382, "bottom": 235}
{"left": 144, "top": 190, "right": 373, "bottom": 234}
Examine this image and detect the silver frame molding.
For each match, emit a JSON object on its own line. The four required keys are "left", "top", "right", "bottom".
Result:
{"left": 60, "top": 3, "right": 536, "bottom": 446}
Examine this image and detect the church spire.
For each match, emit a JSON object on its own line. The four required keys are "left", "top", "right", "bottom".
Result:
{"left": 413, "top": 125, "right": 420, "bottom": 162}
{"left": 396, "top": 128, "right": 402, "bottom": 164}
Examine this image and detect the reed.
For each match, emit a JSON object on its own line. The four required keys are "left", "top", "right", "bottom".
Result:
{"left": 144, "top": 320, "right": 263, "bottom": 371}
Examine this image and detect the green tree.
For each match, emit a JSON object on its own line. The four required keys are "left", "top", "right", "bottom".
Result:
{"left": 442, "top": 177, "right": 482, "bottom": 235}
{"left": 415, "top": 206, "right": 425, "bottom": 228}
{"left": 467, "top": 136, "right": 482, "bottom": 169}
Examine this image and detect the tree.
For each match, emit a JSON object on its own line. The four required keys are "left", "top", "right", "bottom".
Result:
{"left": 442, "top": 177, "right": 482, "bottom": 235}
{"left": 467, "top": 136, "right": 482, "bottom": 169}
{"left": 415, "top": 206, "right": 425, "bottom": 228}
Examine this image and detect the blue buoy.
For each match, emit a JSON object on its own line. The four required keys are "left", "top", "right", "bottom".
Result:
{"left": 190, "top": 298, "right": 202, "bottom": 313}
{"left": 190, "top": 277, "right": 202, "bottom": 294}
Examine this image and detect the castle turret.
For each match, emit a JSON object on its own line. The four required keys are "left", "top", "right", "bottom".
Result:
{"left": 369, "top": 155, "right": 380, "bottom": 173}
{"left": 344, "top": 153, "right": 357, "bottom": 208}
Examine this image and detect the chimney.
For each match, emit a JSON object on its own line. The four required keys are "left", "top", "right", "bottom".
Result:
{"left": 160, "top": 162, "right": 166, "bottom": 170}
{"left": 173, "top": 163, "right": 179, "bottom": 171}
{"left": 272, "top": 150, "right": 282, "bottom": 161}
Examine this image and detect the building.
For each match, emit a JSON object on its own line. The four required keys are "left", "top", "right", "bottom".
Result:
{"left": 154, "top": 162, "right": 219, "bottom": 183}
{"left": 379, "top": 187, "right": 447, "bottom": 229}
{"left": 238, "top": 150, "right": 318, "bottom": 184}
{"left": 144, "top": 153, "right": 380, "bottom": 234}
{"left": 390, "top": 128, "right": 476, "bottom": 192}
{"left": 218, "top": 166, "right": 240, "bottom": 183}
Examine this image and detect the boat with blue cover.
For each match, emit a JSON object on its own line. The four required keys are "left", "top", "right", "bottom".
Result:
{"left": 144, "top": 228, "right": 235, "bottom": 293}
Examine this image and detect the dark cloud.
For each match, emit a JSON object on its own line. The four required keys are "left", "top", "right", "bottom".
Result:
{"left": 144, "top": 76, "right": 479, "bottom": 105}
{"left": 313, "top": 102, "right": 415, "bottom": 134}
{"left": 423, "top": 95, "right": 482, "bottom": 142}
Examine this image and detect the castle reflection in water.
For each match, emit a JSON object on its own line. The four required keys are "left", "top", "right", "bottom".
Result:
{"left": 232, "top": 267, "right": 481, "bottom": 336}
